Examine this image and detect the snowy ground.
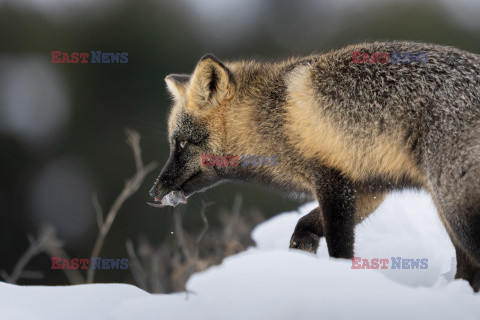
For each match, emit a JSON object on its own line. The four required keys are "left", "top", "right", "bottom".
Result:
{"left": 1, "top": 190, "right": 479, "bottom": 320}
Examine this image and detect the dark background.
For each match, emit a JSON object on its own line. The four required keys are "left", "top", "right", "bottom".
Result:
{"left": 1, "top": 0, "right": 480, "bottom": 286}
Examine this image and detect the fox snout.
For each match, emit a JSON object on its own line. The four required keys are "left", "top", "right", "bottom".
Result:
{"left": 149, "top": 152, "right": 223, "bottom": 204}
{"left": 149, "top": 175, "right": 172, "bottom": 202}
{"left": 149, "top": 178, "right": 164, "bottom": 201}
{"left": 149, "top": 157, "right": 183, "bottom": 201}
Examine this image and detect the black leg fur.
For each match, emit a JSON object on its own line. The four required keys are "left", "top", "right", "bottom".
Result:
{"left": 455, "top": 246, "right": 480, "bottom": 292}
{"left": 289, "top": 207, "right": 323, "bottom": 253}
{"left": 318, "top": 177, "right": 356, "bottom": 259}
{"left": 291, "top": 168, "right": 357, "bottom": 259}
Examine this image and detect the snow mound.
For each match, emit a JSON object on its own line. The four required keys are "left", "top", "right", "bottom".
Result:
{"left": 1, "top": 191, "right": 479, "bottom": 320}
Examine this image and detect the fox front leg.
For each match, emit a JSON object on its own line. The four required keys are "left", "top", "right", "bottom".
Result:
{"left": 319, "top": 187, "right": 356, "bottom": 258}
{"left": 290, "top": 169, "right": 356, "bottom": 259}
{"left": 290, "top": 190, "right": 386, "bottom": 256}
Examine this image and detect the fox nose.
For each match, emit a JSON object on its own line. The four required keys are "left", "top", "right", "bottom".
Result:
{"left": 149, "top": 179, "right": 161, "bottom": 199}
{"left": 149, "top": 185, "right": 157, "bottom": 199}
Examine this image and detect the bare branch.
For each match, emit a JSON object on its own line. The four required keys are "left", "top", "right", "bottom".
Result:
{"left": 0, "top": 270, "right": 10, "bottom": 282}
{"left": 173, "top": 207, "right": 191, "bottom": 263}
{"left": 194, "top": 200, "right": 213, "bottom": 262}
{"left": 120, "top": 200, "right": 264, "bottom": 293}
{"left": 223, "top": 194, "right": 242, "bottom": 242}
{"left": 126, "top": 239, "right": 147, "bottom": 290}
{"left": 125, "top": 128, "right": 143, "bottom": 170}
{"left": 149, "top": 252, "right": 163, "bottom": 293}
{"left": 92, "top": 193, "right": 103, "bottom": 230}
{"left": 5, "top": 230, "right": 48, "bottom": 283}
{"left": 87, "top": 129, "right": 157, "bottom": 283}
{"left": 1, "top": 226, "right": 62, "bottom": 284}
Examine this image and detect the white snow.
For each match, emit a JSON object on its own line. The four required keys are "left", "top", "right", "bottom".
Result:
{"left": 1, "top": 190, "right": 479, "bottom": 319}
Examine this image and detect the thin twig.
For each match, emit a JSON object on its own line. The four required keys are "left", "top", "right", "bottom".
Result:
{"left": 87, "top": 129, "right": 157, "bottom": 283}
{"left": 222, "top": 194, "right": 242, "bottom": 242}
{"left": 126, "top": 239, "right": 147, "bottom": 290}
{"left": 1, "top": 240, "right": 42, "bottom": 283}
{"left": 92, "top": 193, "right": 103, "bottom": 230}
{"left": 1, "top": 226, "right": 62, "bottom": 284}
{"left": 150, "top": 253, "right": 163, "bottom": 293}
{"left": 193, "top": 200, "right": 213, "bottom": 263}
{"left": 126, "top": 128, "right": 143, "bottom": 170}
{"left": 182, "top": 200, "right": 214, "bottom": 279}
{"left": 173, "top": 208, "right": 191, "bottom": 263}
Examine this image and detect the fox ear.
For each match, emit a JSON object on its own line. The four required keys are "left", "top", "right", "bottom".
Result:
{"left": 188, "top": 55, "right": 235, "bottom": 109}
{"left": 165, "top": 74, "right": 191, "bottom": 100}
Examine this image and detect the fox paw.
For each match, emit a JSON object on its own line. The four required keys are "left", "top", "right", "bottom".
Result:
{"left": 289, "top": 232, "right": 320, "bottom": 254}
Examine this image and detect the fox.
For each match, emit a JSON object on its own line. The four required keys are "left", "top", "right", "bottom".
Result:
{"left": 149, "top": 41, "right": 480, "bottom": 292}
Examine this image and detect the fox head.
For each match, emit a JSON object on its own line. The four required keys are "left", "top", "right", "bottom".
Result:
{"left": 149, "top": 55, "right": 238, "bottom": 202}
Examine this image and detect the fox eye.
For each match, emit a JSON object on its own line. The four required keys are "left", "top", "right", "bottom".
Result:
{"left": 179, "top": 140, "right": 187, "bottom": 149}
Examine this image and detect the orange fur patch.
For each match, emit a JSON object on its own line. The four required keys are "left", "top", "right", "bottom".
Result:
{"left": 285, "top": 65, "right": 426, "bottom": 185}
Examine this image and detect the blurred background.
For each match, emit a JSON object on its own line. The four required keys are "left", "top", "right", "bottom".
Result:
{"left": 1, "top": 0, "right": 480, "bottom": 292}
